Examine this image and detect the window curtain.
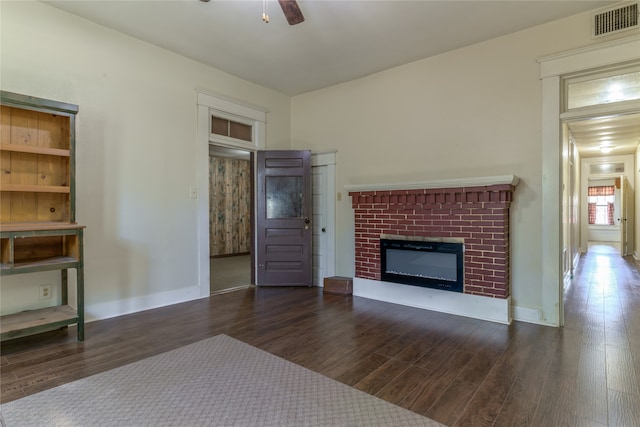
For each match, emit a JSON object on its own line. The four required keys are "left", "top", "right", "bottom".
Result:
{"left": 588, "top": 185, "right": 615, "bottom": 196}
{"left": 588, "top": 203, "right": 597, "bottom": 224}
{"left": 608, "top": 202, "right": 615, "bottom": 225}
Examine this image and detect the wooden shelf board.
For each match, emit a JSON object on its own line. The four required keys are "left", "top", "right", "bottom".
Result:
{"left": 0, "top": 144, "right": 70, "bottom": 157}
{"left": 13, "top": 256, "right": 78, "bottom": 269}
{"left": 0, "top": 184, "right": 70, "bottom": 194}
{"left": 0, "top": 222, "right": 85, "bottom": 232}
{"left": 0, "top": 305, "right": 78, "bottom": 340}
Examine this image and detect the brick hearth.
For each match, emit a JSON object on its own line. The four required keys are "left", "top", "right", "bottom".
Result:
{"left": 349, "top": 183, "right": 516, "bottom": 298}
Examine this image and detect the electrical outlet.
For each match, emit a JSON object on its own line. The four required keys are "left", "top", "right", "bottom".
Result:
{"left": 39, "top": 284, "right": 52, "bottom": 300}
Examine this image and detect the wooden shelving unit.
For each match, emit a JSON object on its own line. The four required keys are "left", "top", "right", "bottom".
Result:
{"left": 0, "top": 91, "right": 85, "bottom": 342}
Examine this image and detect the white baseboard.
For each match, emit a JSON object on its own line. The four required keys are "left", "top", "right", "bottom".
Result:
{"left": 511, "top": 305, "right": 553, "bottom": 326}
{"left": 353, "top": 278, "right": 511, "bottom": 324}
{"left": 85, "top": 284, "right": 205, "bottom": 322}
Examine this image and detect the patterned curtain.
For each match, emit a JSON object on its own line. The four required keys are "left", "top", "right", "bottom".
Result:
{"left": 588, "top": 185, "right": 615, "bottom": 196}
{"left": 588, "top": 203, "right": 597, "bottom": 224}
{"left": 608, "top": 202, "right": 615, "bottom": 225}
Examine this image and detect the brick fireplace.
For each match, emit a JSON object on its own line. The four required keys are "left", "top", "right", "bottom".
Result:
{"left": 346, "top": 176, "right": 519, "bottom": 323}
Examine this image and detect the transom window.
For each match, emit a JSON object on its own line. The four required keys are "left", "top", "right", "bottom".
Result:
{"left": 211, "top": 115, "right": 253, "bottom": 142}
{"left": 565, "top": 66, "right": 640, "bottom": 111}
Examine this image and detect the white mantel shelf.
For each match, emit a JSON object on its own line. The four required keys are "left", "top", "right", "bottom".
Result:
{"left": 344, "top": 175, "right": 520, "bottom": 192}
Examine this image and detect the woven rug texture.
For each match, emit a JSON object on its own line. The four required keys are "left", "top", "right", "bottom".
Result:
{"left": 0, "top": 334, "right": 444, "bottom": 426}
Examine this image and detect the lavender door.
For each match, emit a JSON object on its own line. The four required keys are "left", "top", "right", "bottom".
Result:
{"left": 256, "top": 150, "right": 312, "bottom": 286}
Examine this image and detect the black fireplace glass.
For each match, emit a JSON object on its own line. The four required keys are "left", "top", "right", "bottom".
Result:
{"left": 380, "top": 239, "right": 464, "bottom": 293}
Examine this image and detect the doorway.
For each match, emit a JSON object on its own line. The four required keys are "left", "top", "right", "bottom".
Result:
{"left": 567, "top": 118, "right": 638, "bottom": 258}
{"left": 539, "top": 39, "right": 639, "bottom": 326}
{"left": 209, "top": 145, "right": 252, "bottom": 294}
{"left": 561, "top": 99, "right": 639, "bottom": 327}
{"left": 196, "top": 92, "right": 336, "bottom": 295}
{"left": 207, "top": 147, "right": 336, "bottom": 292}
{"left": 563, "top": 115, "right": 638, "bottom": 329}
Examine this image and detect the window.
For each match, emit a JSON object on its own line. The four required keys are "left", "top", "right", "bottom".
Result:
{"left": 590, "top": 163, "right": 624, "bottom": 174}
{"left": 211, "top": 115, "right": 253, "bottom": 142}
{"left": 587, "top": 185, "right": 615, "bottom": 225}
{"left": 567, "top": 71, "right": 640, "bottom": 109}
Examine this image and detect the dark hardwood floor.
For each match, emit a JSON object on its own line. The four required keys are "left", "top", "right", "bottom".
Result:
{"left": 2, "top": 249, "right": 639, "bottom": 426}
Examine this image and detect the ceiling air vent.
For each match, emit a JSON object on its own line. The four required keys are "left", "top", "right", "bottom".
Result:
{"left": 592, "top": 2, "right": 639, "bottom": 37}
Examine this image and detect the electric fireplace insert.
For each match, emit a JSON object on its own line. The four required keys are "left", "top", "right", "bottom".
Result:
{"left": 380, "top": 238, "right": 464, "bottom": 293}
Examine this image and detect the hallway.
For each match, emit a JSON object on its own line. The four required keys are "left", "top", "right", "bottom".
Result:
{"left": 562, "top": 247, "right": 640, "bottom": 425}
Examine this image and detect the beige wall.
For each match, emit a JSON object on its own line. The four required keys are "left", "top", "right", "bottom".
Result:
{"left": 636, "top": 144, "right": 640, "bottom": 260}
{"left": 0, "top": 2, "right": 291, "bottom": 319}
{"left": 290, "top": 10, "right": 630, "bottom": 321}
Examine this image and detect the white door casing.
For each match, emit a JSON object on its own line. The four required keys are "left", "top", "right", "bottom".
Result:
{"left": 196, "top": 90, "right": 265, "bottom": 297}
{"left": 312, "top": 166, "right": 328, "bottom": 285}
{"left": 538, "top": 35, "right": 640, "bottom": 326}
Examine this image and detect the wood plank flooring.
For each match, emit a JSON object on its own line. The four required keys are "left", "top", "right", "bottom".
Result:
{"left": 2, "top": 250, "right": 639, "bottom": 426}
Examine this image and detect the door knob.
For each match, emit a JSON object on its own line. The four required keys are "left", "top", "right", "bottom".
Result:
{"left": 322, "top": 227, "right": 326, "bottom": 232}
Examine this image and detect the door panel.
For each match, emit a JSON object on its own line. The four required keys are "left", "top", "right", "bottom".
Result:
{"left": 257, "top": 150, "right": 312, "bottom": 286}
{"left": 312, "top": 165, "right": 328, "bottom": 286}
{"left": 620, "top": 175, "right": 628, "bottom": 256}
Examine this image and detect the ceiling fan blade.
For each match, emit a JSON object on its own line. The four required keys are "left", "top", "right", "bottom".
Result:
{"left": 278, "top": 0, "right": 305, "bottom": 25}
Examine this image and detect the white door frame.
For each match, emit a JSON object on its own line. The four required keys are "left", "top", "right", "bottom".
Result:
{"left": 538, "top": 35, "right": 640, "bottom": 326}
{"left": 196, "top": 90, "right": 266, "bottom": 298}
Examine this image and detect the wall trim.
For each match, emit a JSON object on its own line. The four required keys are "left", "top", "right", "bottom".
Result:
{"left": 512, "top": 305, "right": 552, "bottom": 326}
{"left": 196, "top": 89, "right": 268, "bottom": 119}
{"left": 345, "top": 175, "right": 519, "bottom": 192}
{"left": 537, "top": 35, "right": 640, "bottom": 78}
{"left": 86, "top": 285, "right": 205, "bottom": 322}
{"left": 353, "top": 277, "right": 512, "bottom": 324}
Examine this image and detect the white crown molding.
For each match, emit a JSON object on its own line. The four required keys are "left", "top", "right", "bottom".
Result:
{"left": 537, "top": 35, "right": 640, "bottom": 78}
{"left": 344, "top": 175, "right": 519, "bottom": 192}
{"left": 196, "top": 89, "right": 267, "bottom": 121}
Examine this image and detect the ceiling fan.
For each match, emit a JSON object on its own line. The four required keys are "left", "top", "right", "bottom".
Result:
{"left": 199, "top": 0, "right": 305, "bottom": 26}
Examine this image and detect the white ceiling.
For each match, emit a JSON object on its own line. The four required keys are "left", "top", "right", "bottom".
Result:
{"left": 47, "top": 0, "right": 615, "bottom": 96}
{"left": 46, "top": 0, "right": 640, "bottom": 156}
{"left": 567, "top": 113, "right": 640, "bottom": 158}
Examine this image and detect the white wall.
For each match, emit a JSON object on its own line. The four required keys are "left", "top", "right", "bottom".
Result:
{"left": 0, "top": 2, "right": 291, "bottom": 320}
{"left": 290, "top": 9, "right": 633, "bottom": 325}
{"left": 637, "top": 145, "right": 640, "bottom": 260}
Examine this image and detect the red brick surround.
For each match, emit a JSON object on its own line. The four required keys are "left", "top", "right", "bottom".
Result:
{"left": 349, "top": 184, "right": 515, "bottom": 298}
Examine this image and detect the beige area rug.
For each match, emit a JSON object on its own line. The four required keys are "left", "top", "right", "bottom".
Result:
{"left": 1, "top": 335, "right": 443, "bottom": 426}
